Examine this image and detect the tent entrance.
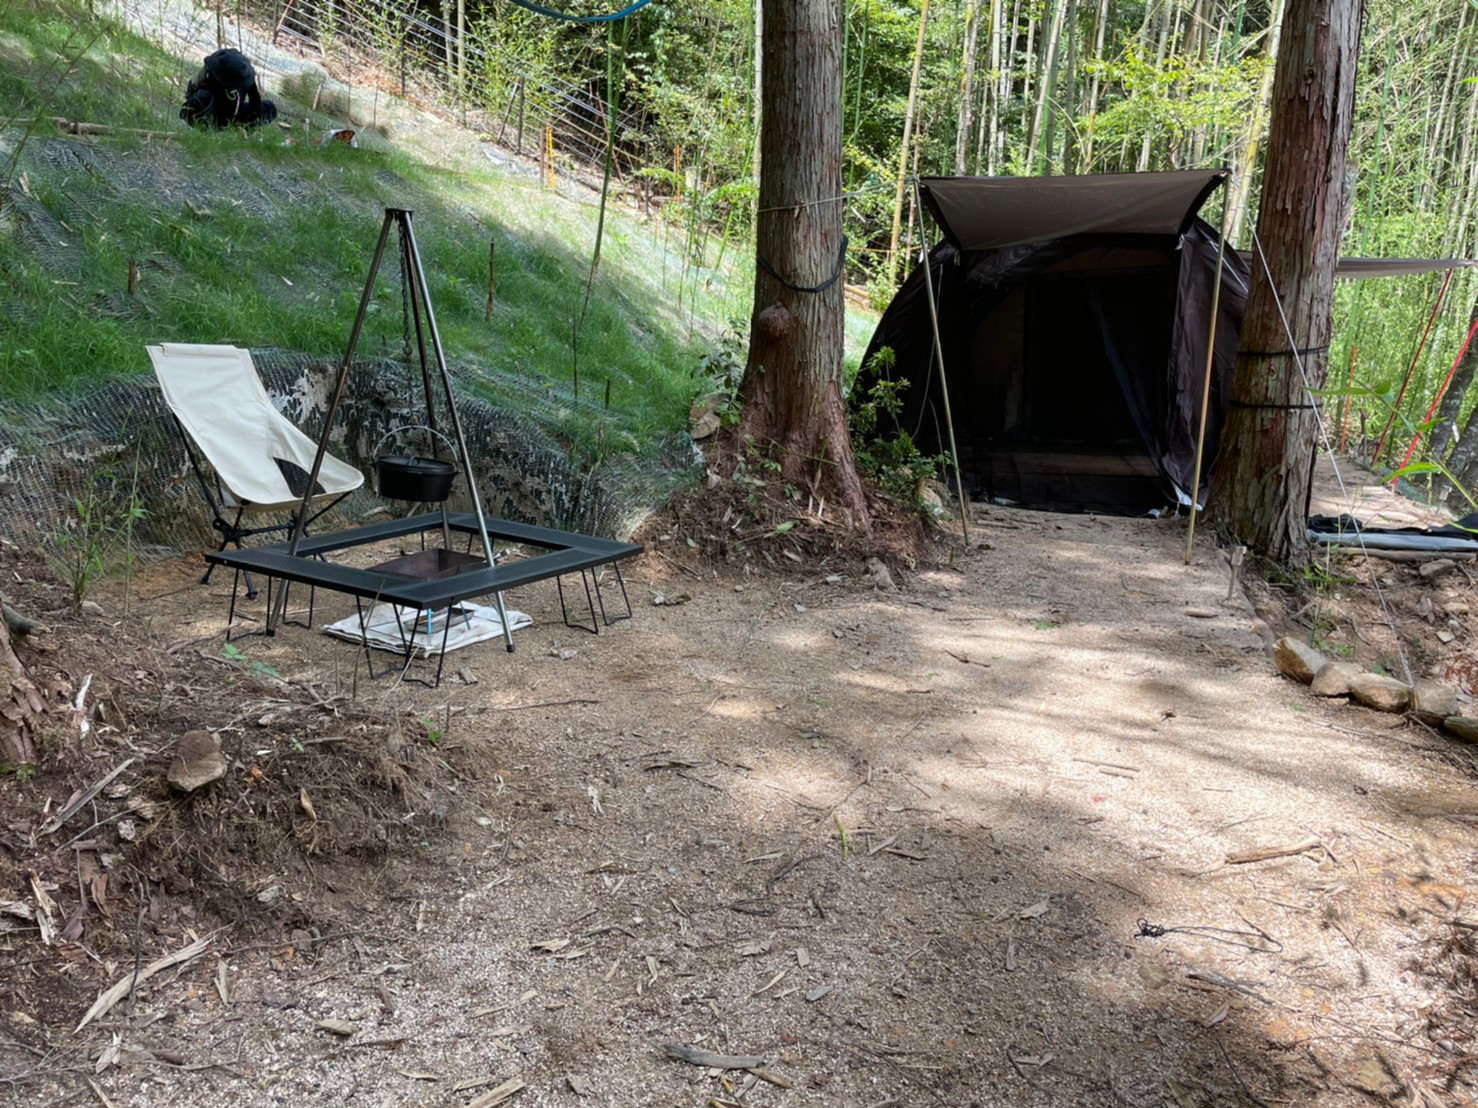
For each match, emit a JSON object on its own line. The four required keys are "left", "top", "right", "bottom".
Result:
{"left": 968, "top": 265, "right": 1178, "bottom": 511}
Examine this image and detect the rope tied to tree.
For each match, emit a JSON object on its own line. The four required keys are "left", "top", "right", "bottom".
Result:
{"left": 756, "top": 236, "right": 848, "bottom": 295}
{"left": 1239, "top": 346, "right": 1330, "bottom": 358}
{"left": 1230, "top": 400, "right": 1317, "bottom": 410}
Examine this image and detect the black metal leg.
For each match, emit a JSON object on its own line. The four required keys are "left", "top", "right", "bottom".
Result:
{"left": 203, "top": 507, "right": 250, "bottom": 588}
{"left": 590, "top": 561, "right": 634, "bottom": 627}
{"left": 557, "top": 571, "right": 600, "bottom": 635}
{"left": 224, "top": 568, "right": 245, "bottom": 642}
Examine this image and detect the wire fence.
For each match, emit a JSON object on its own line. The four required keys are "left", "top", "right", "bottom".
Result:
{"left": 169, "top": 0, "right": 671, "bottom": 207}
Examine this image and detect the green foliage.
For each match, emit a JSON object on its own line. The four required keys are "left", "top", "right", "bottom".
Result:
{"left": 1081, "top": 50, "right": 1266, "bottom": 167}
{"left": 220, "top": 642, "right": 282, "bottom": 680}
{"left": 849, "top": 346, "right": 949, "bottom": 513}
{"left": 2, "top": 762, "right": 38, "bottom": 783}
{"left": 45, "top": 453, "right": 146, "bottom": 617}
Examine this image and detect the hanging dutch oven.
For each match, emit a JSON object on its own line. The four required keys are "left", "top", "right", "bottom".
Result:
{"left": 374, "top": 426, "right": 458, "bottom": 502}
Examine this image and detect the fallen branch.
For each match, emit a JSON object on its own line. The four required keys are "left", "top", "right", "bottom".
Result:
{"left": 489, "top": 698, "right": 600, "bottom": 712}
{"left": 1225, "top": 836, "right": 1323, "bottom": 865}
{"left": 77, "top": 935, "right": 211, "bottom": 1030}
{"left": 38, "top": 758, "right": 135, "bottom": 836}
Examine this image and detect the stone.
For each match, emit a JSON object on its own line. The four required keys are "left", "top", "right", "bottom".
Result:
{"left": 167, "top": 730, "right": 227, "bottom": 793}
{"left": 1273, "top": 637, "right": 1327, "bottom": 684}
{"left": 1444, "top": 601, "right": 1470, "bottom": 616}
{"left": 687, "top": 392, "right": 730, "bottom": 441}
{"left": 865, "top": 557, "right": 897, "bottom": 592}
{"left": 1346, "top": 672, "right": 1412, "bottom": 713}
{"left": 1443, "top": 716, "right": 1478, "bottom": 743}
{"left": 1419, "top": 558, "right": 1457, "bottom": 579}
{"left": 1310, "top": 661, "right": 1361, "bottom": 697}
{"left": 1411, "top": 680, "right": 1460, "bottom": 725}
{"left": 1437, "top": 629, "right": 1456, "bottom": 644}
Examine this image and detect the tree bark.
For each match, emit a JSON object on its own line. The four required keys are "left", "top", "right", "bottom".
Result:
{"left": 740, "top": 0, "right": 868, "bottom": 528}
{"left": 0, "top": 594, "right": 43, "bottom": 767}
{"left": 887, "top": 0, "right": 931, "bottom": 285}
{"left": 956, "top": 0, "right": 981, "bottom": 175}
{"left": 1209, "top": 0, "right": 1364, "bottom": 563}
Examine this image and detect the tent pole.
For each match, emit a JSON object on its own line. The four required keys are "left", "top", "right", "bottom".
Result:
{"left": 913, "top": 178, "right": 971, "bottom": 546}
{"left": 1184, "top": 176, "right": 1233, "bottom": 565}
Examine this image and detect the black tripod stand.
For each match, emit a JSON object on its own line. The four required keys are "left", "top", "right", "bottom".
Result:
{"left": 272, "top": 207, "right": 515, "bottom": 652}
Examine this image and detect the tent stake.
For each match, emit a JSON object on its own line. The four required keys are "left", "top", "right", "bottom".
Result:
{"left": 913, "top": 178, "right": 971, "bottom": 546}
{"left": 1185, "top": 174, "right": 1233, "bottom": 565}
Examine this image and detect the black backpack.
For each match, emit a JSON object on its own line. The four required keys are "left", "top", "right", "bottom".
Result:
{"left": 182, "top": 48, "right": 276, "bottom": 128}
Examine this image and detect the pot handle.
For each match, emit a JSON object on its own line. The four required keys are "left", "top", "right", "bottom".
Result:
{"left": 373, "top": 423, "right": 458, "bottom": 459}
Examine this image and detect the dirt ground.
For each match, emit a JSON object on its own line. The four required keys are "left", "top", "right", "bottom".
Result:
{"left": 3, "top": 466, "right": 1478, "bottom": 1108}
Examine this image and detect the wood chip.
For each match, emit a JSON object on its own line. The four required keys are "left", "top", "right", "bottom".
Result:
{"left": 1018, "top": 900, "right": 1049, "bottom": 919}
{"left": 795, "top": 946, "right": 810, "bottom": 967}
{"left": 466, "top": 1076, "right": 525, "bottom": 1106}
{"left": 1202, "top": 1001, "right": 1230, "bottom": 1027}
{"left": 752, "top": 968, "right": 788, "bottom": 996}
{"left": 565, "top": 1074, "right": 594, "bottom": 1096}
{"left": 660, "top": 1043, "right": 766, "bottom": 1069}
{"left": 317, "top": 1019, "right": 357, "bottom": 1036}
{"left": 867, "top": 833, "right": 899, "bottom": 856}
{"left": 804, "top": 984, "right": 832, "bottom": 1002}
{"left": 883, "top": 847, "right": 929, "bottom": 860}
{"left": 737, "top": 935, "right": 774, "bottom": 957}
{"left": 747, "top": 1066, "right": 793, "bottom": 1088}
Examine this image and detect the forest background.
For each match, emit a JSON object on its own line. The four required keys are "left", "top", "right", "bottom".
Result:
{"left": 5, "top": 0, "right": 1478, "bottom": 502}
{"left": 227, "top": 0, "right": 1478, "bottom": 502}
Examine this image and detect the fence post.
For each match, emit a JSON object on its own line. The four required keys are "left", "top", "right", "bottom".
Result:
{"left": 516, "top": 80, "right": 525, "bottom": 156}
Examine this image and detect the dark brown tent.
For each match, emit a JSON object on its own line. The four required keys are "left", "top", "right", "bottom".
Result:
{"left": 859, "top": 170, "right": 1476, "bottom": 514}
{"left": 861, "top": 170, "right": 1243, "bottom": 513}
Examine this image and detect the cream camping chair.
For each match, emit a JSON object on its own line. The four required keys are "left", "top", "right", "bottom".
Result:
{"left": 148, "top": 344, "right": 364, "bottom": 596}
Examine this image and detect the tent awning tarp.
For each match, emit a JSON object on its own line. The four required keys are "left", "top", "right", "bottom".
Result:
{"left": 918, "top": 170, "right": 1230, "bottom": 251}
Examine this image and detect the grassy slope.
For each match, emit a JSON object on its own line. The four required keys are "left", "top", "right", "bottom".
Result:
{"left": 0, "top": 0, "right": 811, "bottom": 461}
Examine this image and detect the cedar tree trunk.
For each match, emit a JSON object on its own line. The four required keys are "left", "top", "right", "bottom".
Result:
{"left": 1209, "top": 0, "right": 1363, "bottom": 562}
{"left": 0, "top": 599, "right": 44, "bottom": 766}
{"left": 740, "top": 0, "right": 869, "bottom": 527}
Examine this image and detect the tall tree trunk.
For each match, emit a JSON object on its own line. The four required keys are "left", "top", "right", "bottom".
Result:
{"left": 740, "top": 0, "right": 868, "bottom": 528}
{"left": 1058, "top": 0, "right": 1079, "bottom": 172}
{"left": 988, "top": 0, "right": 1014, "bottom": 173}
{"left": 1137, "top": 1, "right": 1173, "bottom": 171}
{"left": 956, "top": 0, "right": 981, "bottom": 174}
{"left": 0, "top": 602, "right": 44, "bottom": 767}
{"left": 888, "top": 0, "right": 931, "bottom": 284}
{"left": 754, "top": 0, "right": 764, "bottom": 178}
{"left": 1227, "top": 0, "right": 1286, "bottom": 248}
{"left": 1026, "top": 0, "right": 1069, "bottom": 172}
{"left": 1209, "top": 0, "right": 1364, "bottom": 563}
{"left": 1079, "top": 0, "right": 1110, "bottom": 168}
